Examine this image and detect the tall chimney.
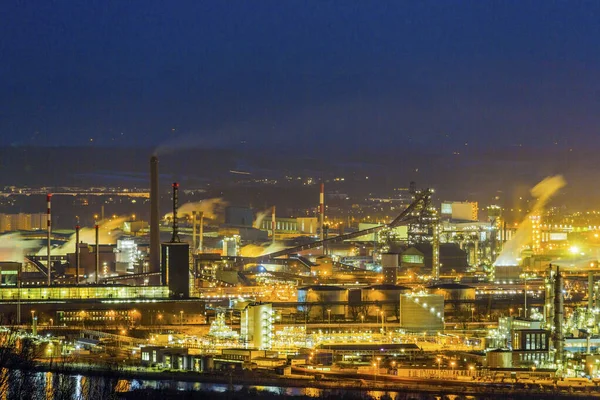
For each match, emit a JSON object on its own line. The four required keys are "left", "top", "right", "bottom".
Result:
{"left": 272, "top": 206, "right": 276, "bottom": 244}
{"left": 554, "top": 265, "right": 564, "bottom": 367}
{"left": 589, "top": 272, "right": 594, "bottom": 311}
{"left": 171, "top": 182, "right": 180, "bottom": 243}
{"left": 319, "top": 183, "right": 325, "bottom": 241}
{"left": 198, "top": 211, "right": 204, "bottom": 253}
{"left": 150, "top": 155, "right": 160, "bottom": 274}
{"left": 75, "top": 225, "right": 80, "bottom": 285}
{"left": 192, "top": 211, "right": 197, "bottom": 254}
{"left": 46, "top": 194, "right": 52, "bottom": 286}
{"left": 95, "top": 223, "right": 100, "bottom": 284}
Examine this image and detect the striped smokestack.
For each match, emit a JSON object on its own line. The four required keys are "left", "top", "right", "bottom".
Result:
{"left": 46, "top": 194, "right": 52, "bottom": 286}
{"left": 150, "top": 155, "right": 160, "bottom": 275}
{"left": 319, "top": 183, "right": 324, "bottom": 241}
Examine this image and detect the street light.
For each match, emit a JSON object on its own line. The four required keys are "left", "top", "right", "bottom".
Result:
{"left": 437, "top": 357, "right": 442, "bottom": 378}
{"left": 180, "top": 310, "right": 184, "bottom": 327}
{"left": 327, "top": 309, "right": 331, "bottom": 336}
{"left": 373, "top": 356, "right": 381, "bottom": 384}
{"left": 450, "top": 361, "right": 456, "bottom": 378}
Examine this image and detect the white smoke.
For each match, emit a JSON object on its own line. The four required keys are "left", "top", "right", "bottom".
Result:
{"left": 163, "top": 198, "right": 228, "bottom": 222}
{"left": 0, "top": 233, "right": 40, "bottom": 263}
{"left": 494, "top": 175, "right": 566, "bottom": 266}
{"left": 240, "top": 242, "right": 287, "bottom": 257}
{"left": 36, "top": 216, "right": 127, "bottom": 256}
{"left": 253, "top": 208, "right": 272, "bottom": 229}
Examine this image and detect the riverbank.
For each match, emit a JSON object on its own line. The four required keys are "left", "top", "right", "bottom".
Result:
{"left": 30, "top": 361, "right": 600, "bottom": 399}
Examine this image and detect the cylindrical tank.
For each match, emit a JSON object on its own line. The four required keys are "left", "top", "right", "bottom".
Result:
{"left": 297, "top": 285, "right": 348, "bottom": 321}
{"left": 399, "top": 293, "right": 444, "bottom": 331}
{"left": 486, "top": 349, "right": 513, "bottom": 368}
{"left": 361, "top": 284, "right": 410, "bottom": 318}
{"left": 427, "top": 283, "right": 475, "bottom": 314}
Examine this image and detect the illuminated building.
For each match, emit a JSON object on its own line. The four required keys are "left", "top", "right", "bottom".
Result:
{"left": 0, "top": 213, "right": 47, "bottom": 233}
{"left": 240, "top": 303, "right": 274, "bottom": 350}
{"left": 0, "top": 285, "right": 168, "bottom": 300}
{"left": 441, "top": 201, "right": 479, "bottom": 222}
{"left": 114, "top": 239, "right": 139, "bottom": 273}
{"left": 161, "top": 241, "right": 190, "bottom": 298}
{"left": 222, "top": 236, "right": 240, "bottom": 257}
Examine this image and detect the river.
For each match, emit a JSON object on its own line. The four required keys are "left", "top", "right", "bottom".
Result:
{"left": 0, "top": 370, "right": 585, "bottom": 400}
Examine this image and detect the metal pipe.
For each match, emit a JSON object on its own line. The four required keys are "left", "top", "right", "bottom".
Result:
{"left": 46, "top": 194, "right": 52, "bottom": 286}
{"left": 95, "top": 223, "right": 99, "bottom": 284}
{"left": 75, "top": 225, "right": 80, "bottom": 285}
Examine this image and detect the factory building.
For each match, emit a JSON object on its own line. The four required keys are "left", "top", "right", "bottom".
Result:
{"left": 66, "top": 243, "right": 116, "bottom": 279}
{"left": 396, "top": 243, "right": 469, "bottom": 276}
{"left": 441, "top": 201, "right": 479, "bottom": 222}
{"left": 398, "top": 293, "right": 444, "bottom": 332}
{"left": 222, "top": 236, "right": 241, "bottom": 256}
{"left": 381, "top": 253, "right": 399, "bottom": 284}
{"left": 161, "top": 242, "right": 190, "bottom": 299}
{"left": 0, "top": 213, "right": 47, "bottom": 233}
{"left": 240, "top": 303, "right": 274, "bottom": 350}
{"left": 225, "top": 207, "right": 254, "bottom": 227}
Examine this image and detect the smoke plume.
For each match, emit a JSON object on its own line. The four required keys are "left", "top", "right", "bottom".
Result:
{"left": 494, "top": 175, "right": 566, "bottom": 266}
{"left": 0, "top": 233, "right": 40, "bottom": 263}
{"left": 163, "top": 198, "right": 228, "bottom": 222}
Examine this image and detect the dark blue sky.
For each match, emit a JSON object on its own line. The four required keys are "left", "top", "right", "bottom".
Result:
{"left": 1, "top": 1, "right": 599, "bottom": 151}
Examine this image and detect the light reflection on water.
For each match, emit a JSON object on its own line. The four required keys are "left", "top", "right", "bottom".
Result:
{"left": 5, "top": 372, "right": 486, "bottom": 400}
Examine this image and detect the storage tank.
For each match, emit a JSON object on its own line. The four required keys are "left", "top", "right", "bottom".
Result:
{"left": 297, "top": 285, "right": 348, "bottom": 321}
{"left": 486, "top": 349, "right": 513, "bottom": 368}
{"left": 427, "top": 282, "right": 475, "bottom": 314}
{"left": 361, "top": 284, "right": 410, "bottom": 319}
{"left": 399, "top": 293, "right": 444, "bottom": 331}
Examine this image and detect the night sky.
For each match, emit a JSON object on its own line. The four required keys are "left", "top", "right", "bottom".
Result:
{"left": 1, "top": 1, "right": 599, "bottom": 151}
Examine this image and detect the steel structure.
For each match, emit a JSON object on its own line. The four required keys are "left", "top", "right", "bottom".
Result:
{"left": 255, "top": 189, "right": 433, "bottom": 262}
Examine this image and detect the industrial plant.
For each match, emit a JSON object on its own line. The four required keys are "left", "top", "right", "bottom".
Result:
{"left": 1, "top": 157, "right": 600, "bottom": 393}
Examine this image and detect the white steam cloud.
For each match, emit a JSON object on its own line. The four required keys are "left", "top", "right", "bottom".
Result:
{"left": 494, "top": 175, "right": 566, "bottom": 266}
{"left": 0, "top": 233, "right": 40, "bottom": 263}
{"left": 163, "top": 198, "right": 228, "bottom": 222}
